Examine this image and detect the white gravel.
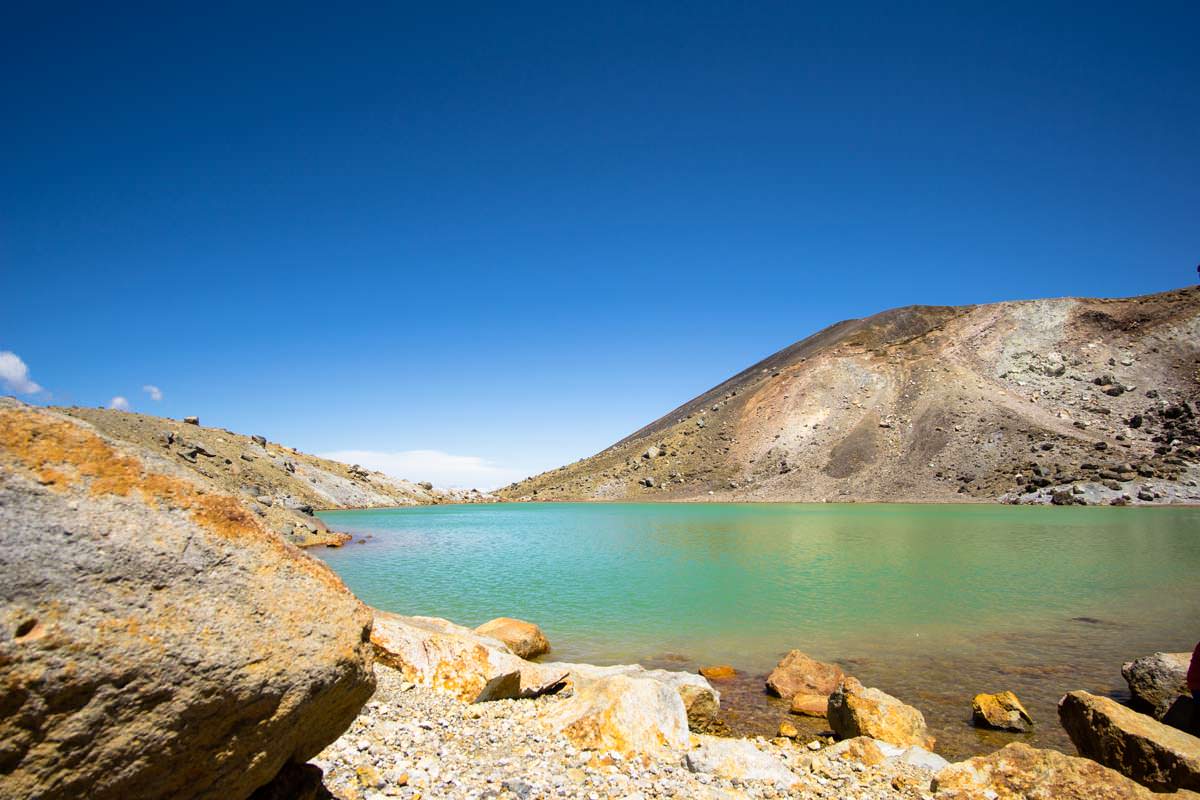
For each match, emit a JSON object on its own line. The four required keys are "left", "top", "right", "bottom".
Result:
{"left": 312, "top": 665, "right": 938, "bottom": 800}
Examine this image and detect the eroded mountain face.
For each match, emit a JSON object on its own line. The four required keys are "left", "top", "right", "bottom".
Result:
{"left": 500, "top": 288, "right": 1200, "bottom": 504}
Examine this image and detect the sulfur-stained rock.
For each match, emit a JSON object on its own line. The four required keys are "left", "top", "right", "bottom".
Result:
{"left": 765, "top": 650, "right": 844, "bottom": 700}
{"left": 540, "top": 674, "right": 690, "bottom": 757}
{"left": 685, "top": 734, "right": 800, "bottom": 787}
{"left": 972, "top": 690, "right": 1034, "bottom": 732}
{"left": 474, "top": 617, "right": 551, "bottom": 659}
{"left": 0, "top": 405, "right": 374, "bottom": 800}
{"left": 1058, "top": 690, "right": 1200, "bottom": 792}
{"left": 932, "top": 742, "right": 1161, "bottom": 799}
{"left": 699, "top": 664, "right": 737, "bottom": 680}
{"left": 827, "top": 677, "right": 935, "bottom": 750}
{"left": 371, "top": 611, "right": 565, "bottom": 702}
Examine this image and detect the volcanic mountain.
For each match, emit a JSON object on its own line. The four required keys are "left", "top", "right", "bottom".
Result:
{"left": 499, "top": 287, "right": 1200, "bottom": 504}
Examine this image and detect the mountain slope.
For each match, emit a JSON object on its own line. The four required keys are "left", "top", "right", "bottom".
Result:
{"left": 499, "top": 287, "right": 1200, "bottom": 504}
{"left": 1, "top": 401, "right": 495, "bottom": 545}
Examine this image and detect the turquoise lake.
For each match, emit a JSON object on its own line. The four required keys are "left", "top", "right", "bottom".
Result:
{"left": 316, "top": 502, "right": 1200, "bottom": 758}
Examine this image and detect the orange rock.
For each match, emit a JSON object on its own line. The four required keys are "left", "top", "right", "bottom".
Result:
{"left": 790, "top": 693, "right": 829, "bottom": 717}
{"left": 699, "top": 665, "right": 737, "bottom": 680}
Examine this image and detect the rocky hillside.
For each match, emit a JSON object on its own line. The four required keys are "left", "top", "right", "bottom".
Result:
{"left": 500, "top": 287, "right": 1200, "bottom": 504}
{"left": 1, "top": 401, "right": 495, "bottom": 546}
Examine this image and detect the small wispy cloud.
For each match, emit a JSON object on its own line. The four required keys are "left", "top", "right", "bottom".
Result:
{"left": 142, "top": 384, "right": 163, "bottom": 401}
{"left": 0, "top": 350, "right": 42, "bottom": 394}
{"left": 319, "top": 448, "right": 529, "bottom": 490}
{"left": 109, "top": 396, "right": 131, "bottom": 411}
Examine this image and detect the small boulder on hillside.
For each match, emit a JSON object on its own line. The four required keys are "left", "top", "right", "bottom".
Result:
{"left": 765, "top": 649, "right": 844, "bottom": 700}
{"left": 474, "top": 617, "right": 551, "bottom": 659}
{"left": 183, "top": 415, "right": 199, "bottom": 425}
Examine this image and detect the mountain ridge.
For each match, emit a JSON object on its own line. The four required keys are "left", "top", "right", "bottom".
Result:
{"left": 499, "top": 286, "right": 1200, "bottom": 504}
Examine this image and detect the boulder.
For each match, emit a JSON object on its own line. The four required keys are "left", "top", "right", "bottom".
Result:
{"left": 790, "top": 693, "right": 829, "bottom": 717}
{"left": 1122, "top": 652, "right": 1192, "bottom": 719}
{"left": 371, "top": 611, "right": 565, "bottom": 702}
{"left": 699, "top": 665, "right": 736, "bottom": 680}
{"left": 685, "top": 734, "right": 799, "bottom": 787}
{"left": 541, "top": 674, "right": 690, "bottom": 757}
{"left": 765, "top": 649, "right": 844, "bottom": 700}
{"left": 1058, "top": 690, "right": 1200, "bottom": 792}
{"left": 827, "top": 677, "right": 935, "bottom": 750}
{"left": 932, "top": 742, "right": 1161, "bottom": 799}
{"left": 474, "top": 617, "right": 551, "bottom": 659}
{"left": 972, "top": 690, "right": 1034, "bottom": 732}
{"left": 183, "top": 415, "right": 199, "bottom": 425}
{"left": 540, "top": 661, "right": 720, "bottom": 728}
{"left": 0, "top": 405, "right": 374, "bottom": 800}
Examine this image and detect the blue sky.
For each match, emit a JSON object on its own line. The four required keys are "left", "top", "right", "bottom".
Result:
{"left": 3, "top": 3, "right": 1197, "bottom": 487}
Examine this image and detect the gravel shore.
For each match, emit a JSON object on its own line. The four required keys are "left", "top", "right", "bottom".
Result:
{"left": 313, "top": 665, "right": 936, "bottom": 800}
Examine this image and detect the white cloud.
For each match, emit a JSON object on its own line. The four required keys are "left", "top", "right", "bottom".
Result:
{"left": 142, "top": 384, "right": 163, "bottom": 401}
{"left": 319, "top": 448, "right": 529, "bottom": 490}
{"left": 109, "top": 396, "right": 131, "bottom": 411}
{"left": 0, "top": 351, "right": 42, "bottom": 394}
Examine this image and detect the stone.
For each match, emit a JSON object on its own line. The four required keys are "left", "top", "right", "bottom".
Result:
{"left": 541, "top": 674, "right": 690, "bottom": 757}
{"left": 644, "top": 446, "right": 661, "bottom": 459}
{"left": 540, "top": 660, "right": 720, "bottom": 728}
{"left": 790, "top": 693, "right": 829, "bottom": 717}
{"left": 0, "top": 405, "right": 374, "bottom": 800}
{"left": 932, "top": 742, "right": 1161, "bottom": 799}
{"left": 765, "top": 649, "right": 845, "bottom": 700}
{"left": 183, "top": 415, "right": 199, "bottom": 424}
{"left": 418, "top": 481, "right": 433, "bottom": 490}
{"left": 1123, "top": 652, "right": 1192, "bottom": 719}
{"left": 252, "top": 434, "right": 267, "bottom": 446}
{"left": 1058, "top": 690, "right": 1200, "bottom": 792}
{"left": 699, "top": 665, "right": 736, "bottom": 680}
{"left": 684, "top": 734, "right": 800, "bottom": 786}
{"left": 972, "top": 690, "right": 1034, "bottom": 732}
{"left": 827, "top": 677, "right": 935, "bottom": 750}
{"left": 778, "top": 720, "right": 799, "bottom": 738}
{"left": 474, "top": 617, "right": 551, "bottom": 659}
{"left": 370, "top": 611, "right": 566, "bottom": 702}
{"left": 641, "top": 476, "right": 656, "bottom": 488}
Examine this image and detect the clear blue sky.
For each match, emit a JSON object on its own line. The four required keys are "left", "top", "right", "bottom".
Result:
{"left": 3, "top": 3, "right": 1197, "bottom": 487}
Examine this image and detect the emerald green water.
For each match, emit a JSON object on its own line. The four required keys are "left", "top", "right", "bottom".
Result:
{"left": 316, "top": 502, "right": 1200, "bottom": 757}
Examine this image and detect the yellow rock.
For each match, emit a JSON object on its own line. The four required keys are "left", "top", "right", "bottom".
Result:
{"left": 779, "top": 721, "right": 799, "bottom": 738}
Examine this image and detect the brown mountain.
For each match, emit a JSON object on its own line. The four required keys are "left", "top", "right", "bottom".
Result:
{"left": 499, "top": 286, "right": 1200, "bottom": 504}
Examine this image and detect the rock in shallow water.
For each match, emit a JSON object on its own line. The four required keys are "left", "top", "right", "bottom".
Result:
{"left": 827, "top": 677, "right": 935, "bottom": 750}
{"left": 971, "top": 690, "right": 1034, "bottom": 731}
{"left": 474, "top": 616, "right": 551, "bottom": 659}
{"left": 765, "top": 649, "right": 844, "bottom": 700}
{"left": 0, "top": 405, "right": 374, "bottom": 800}
{"left": 1122, "top": 652, "right": 1193, "bottom": 720}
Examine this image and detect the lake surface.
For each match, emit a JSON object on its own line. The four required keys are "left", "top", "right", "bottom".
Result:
{"left": 316, "top": 502, "right": 1200, "bottom": 758}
